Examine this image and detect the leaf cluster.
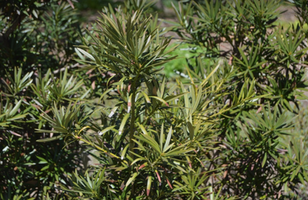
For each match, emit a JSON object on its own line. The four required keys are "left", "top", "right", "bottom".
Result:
{"left": 2, "top": 0, "right": 308, "bottom": 199}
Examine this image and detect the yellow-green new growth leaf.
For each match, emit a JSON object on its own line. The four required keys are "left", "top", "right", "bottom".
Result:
{"left": 121, "top": 144, "right": 129, "bottom": 160}
{"left": 119, "top": 113, "right": 130, "bottom": 135}
{"left": 141, "top": 91, "right": 151, "bottom": 103}
{"left": 163, "top": 126, "right": 173, "bottom": 152}
{"left": 99, "top": 126, "right": 115, "bottom": 136}
{"left": 75, "top": 47, "right": 95, "bottom": 61}
{"left": 137, "top": 123, "right": 148, "bottom": 135}
{"left": 125, "top": 172, "right": 138, "bottom": 188}
{"left": 149, "top": 96, "right": 169, "bottom": 107}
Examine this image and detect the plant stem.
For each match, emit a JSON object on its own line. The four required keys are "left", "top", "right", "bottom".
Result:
{"left": 129, "top": 92, "right": 136, "bottom": 161}
{"left": 128, "top": 76, "right": 139, "bottom": 199}
{"left": 129, "top": 76, "right": 138, "bottom": 163}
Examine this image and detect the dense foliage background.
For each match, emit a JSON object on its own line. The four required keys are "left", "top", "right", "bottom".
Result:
{"left": 1, "top": 0, "right": 308, "bottom": 199}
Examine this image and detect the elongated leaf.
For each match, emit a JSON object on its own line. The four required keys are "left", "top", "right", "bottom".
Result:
{"left": 125, "top": 172, "right": 138, "bottom": 188}
{"left": 121, "top": 144, "right": 129, "bottom": 160}
{"left": 163, "top": 126, "right": 173, "bottom": 152}
{"left": 187, "top": 122, "right": 194, "bottom": 140}
{"left": 149, "top": 96, "right": 169, "bottom": 107}
{"left": 99, "top": 126, "right": 115, "bottom": 136}
{"left": 147, "top": 176, "right": 152, "bottom": 196}
{"left": 75, "top": 47, "right": 95, "bottom": 61}
{"left": 119, "top": 113, "right": 130, "bottom": 135}
{"left": 136, "top": 134, "right": 161, "bottom": 154}
{"left": 9, "top": 100, "right": 22, "bottom": 116}
{"left": 137, "top": 123, "right": 148, "bottom": 135}
{"left": 36, "top": 135, "right": 63, "bottom": 142}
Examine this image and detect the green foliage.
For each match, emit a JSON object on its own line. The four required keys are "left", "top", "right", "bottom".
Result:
{"left": 170, "top": 0, "right": 308, "bottom": 198}
{"left": 0, "top": 0, "right": 80, "bottom": 77}
{"left": 2, "top": 0, "right": 308, "bottom": 199}
{"left": 0, "top": 67, "right": 88, "bottom": 198}
{"left": 0, "top": 1, "right": 84, "bottom": 197}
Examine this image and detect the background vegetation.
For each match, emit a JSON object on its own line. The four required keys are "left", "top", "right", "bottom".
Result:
{"left": 1, "top": 0, "right": 308, "bottom": 199}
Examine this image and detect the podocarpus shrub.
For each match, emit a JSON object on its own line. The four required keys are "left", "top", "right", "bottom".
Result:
{"left": 0, "top": 0, "right": 86, "bottom": 199}
{"left": 2, "top": 0, "right": 308, "bottom": 199}
{"left": 171, "top": 0, "right": 308, "bottom": 198}
{"left": 49, "top": 0, "right": 308, "bottom": 199}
